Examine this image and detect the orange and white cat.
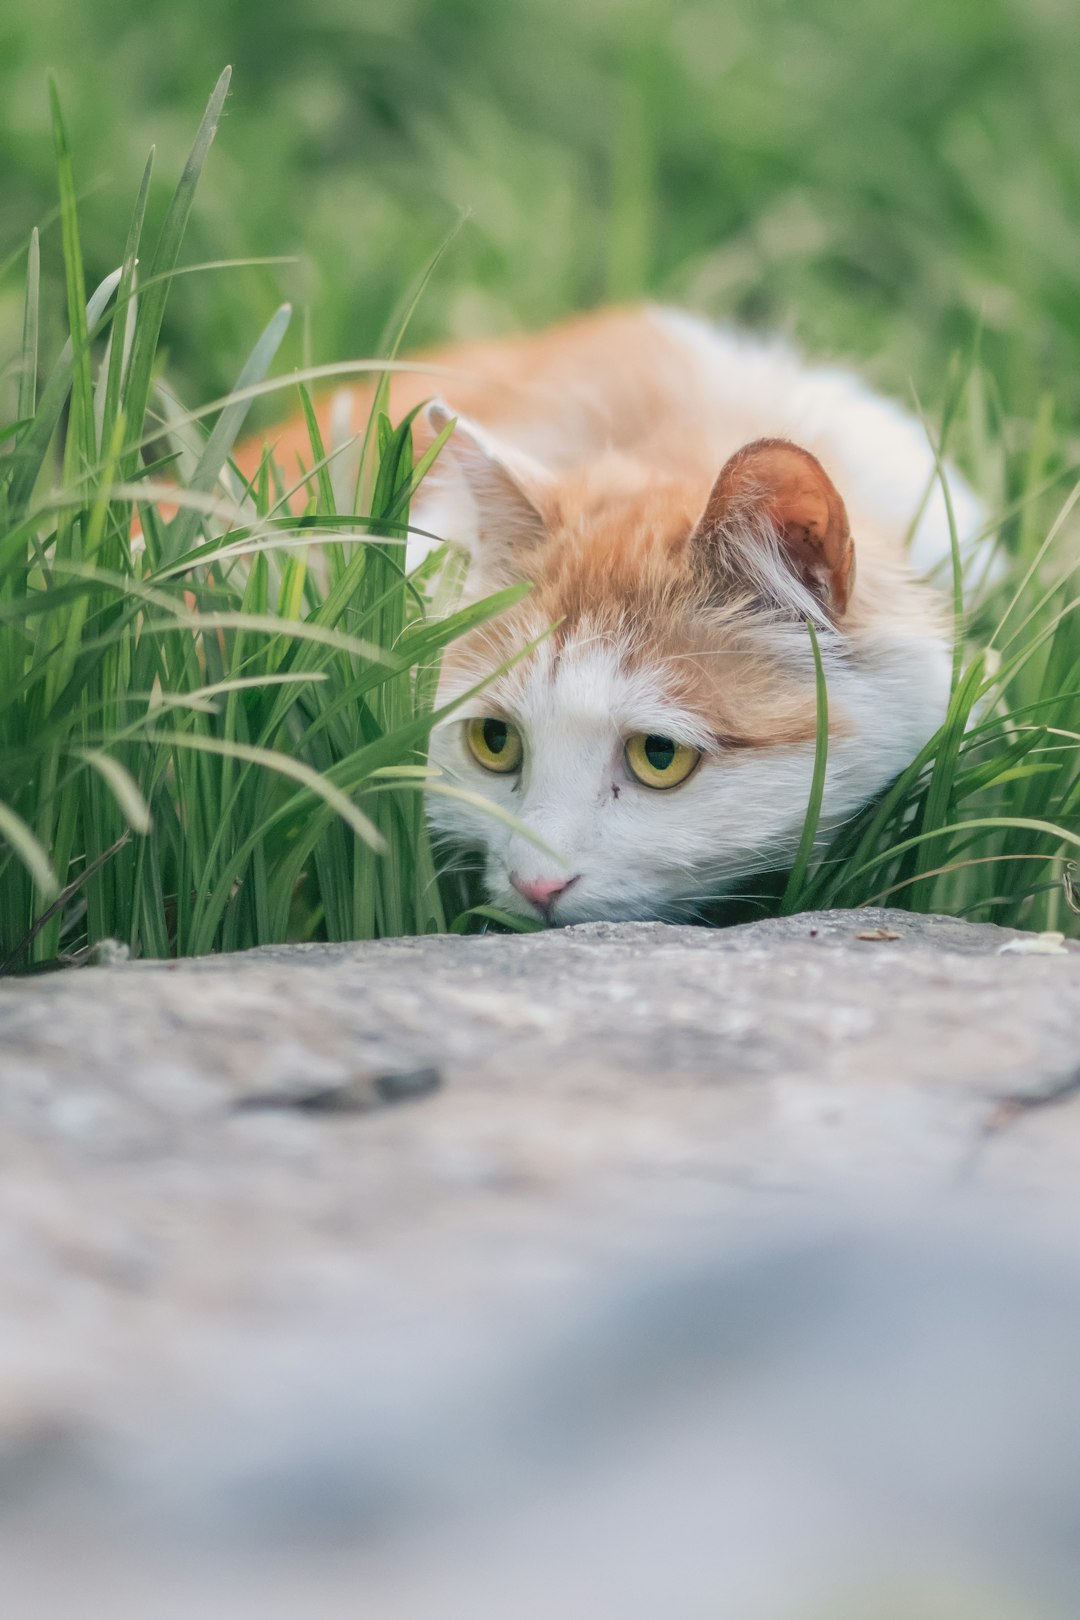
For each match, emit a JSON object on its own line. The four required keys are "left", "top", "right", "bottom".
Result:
{"left": 265, "top": 306, "right": 982, "bottom": 924}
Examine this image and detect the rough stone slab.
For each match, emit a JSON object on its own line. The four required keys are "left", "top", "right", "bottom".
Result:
{"left": 1, "top": 906, "right": 1079, "bottom": 1379}
{"left": 3, "top": 906, "right": 1078, "bottom": 1192}
{"left": 2, "top": 908, "right": 1080, "bottom": 1617}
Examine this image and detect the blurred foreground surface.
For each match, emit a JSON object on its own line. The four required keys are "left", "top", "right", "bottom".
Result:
{"left": 2, "top": 910, "right": 1080, "bottom": 1615}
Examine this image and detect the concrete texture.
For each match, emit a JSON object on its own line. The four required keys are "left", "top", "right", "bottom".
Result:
{"left": 2, "top": 908, "right": 1080, "bottom": 1618}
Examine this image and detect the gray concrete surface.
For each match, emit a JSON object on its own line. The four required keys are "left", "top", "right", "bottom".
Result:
{"left": 2, "top": 908, "right": 1079, "bottom": 1618}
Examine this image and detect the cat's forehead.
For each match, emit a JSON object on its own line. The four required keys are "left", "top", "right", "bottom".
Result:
{"left": 533, "top": 481, "right": 701, "bottom": 635}
{"left": 492, "top": 628, "right": 718, "bottom": 747}
{"left": 442, "top": 474, "right": 824, "bottom": 746}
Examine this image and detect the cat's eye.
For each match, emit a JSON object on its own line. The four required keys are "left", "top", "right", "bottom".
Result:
{"left": 465, "top": 716, "right": 524, "bottom": 774}
{"left": 624, "top": 733, "right": 701, "bottom": 790}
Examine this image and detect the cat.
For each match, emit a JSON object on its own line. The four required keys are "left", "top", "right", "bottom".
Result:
{"left": 259, "top": 305, "right": 983, "bottom": 925}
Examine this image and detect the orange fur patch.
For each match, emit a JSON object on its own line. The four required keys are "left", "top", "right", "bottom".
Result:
{"left": 233, "top": 303, "right": 945, "bottom": 748}
{"left": 445, "top": 463, "right": 829, "bottom": 748}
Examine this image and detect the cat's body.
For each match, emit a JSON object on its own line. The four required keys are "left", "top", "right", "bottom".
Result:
{"left": 262, "top": 306, "right": 982, "bottom": 923}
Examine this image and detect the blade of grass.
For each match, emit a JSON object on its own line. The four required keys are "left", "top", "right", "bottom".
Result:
{"left": 121, "top": 66, "right": 232, "bottom": 476}
{"left": 75, "top": 749, "right": 151, "bottom": 833}
{"left": 48, "top": 76, "right": 96, "bottom": 474}
{"left": 779, "top": 620, "right": 829, "bottom": 914}
{"left": 164, "top": 302, "right": 292, "bottom": 559}
{"left": 0, "top": 800, "right": 59, "bottom": 899}
{"left": 16, "top": 228, "right": 40, "bottom": 426}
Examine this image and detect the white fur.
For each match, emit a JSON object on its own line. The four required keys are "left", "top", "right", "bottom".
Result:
{"left": 422, "top": 311, "right": 981, "bottom": 923}
{"left": 427, "top": 611, "right": 950, "bottom": 924}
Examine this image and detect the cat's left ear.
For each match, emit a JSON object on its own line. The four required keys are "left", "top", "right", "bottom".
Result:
{"left": 691, "top": 438, "right": 856, "bottom": 618}
{"left": 425, "top": 401, "right": 551, "bottom": 581}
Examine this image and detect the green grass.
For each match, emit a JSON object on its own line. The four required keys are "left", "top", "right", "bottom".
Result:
{"left": 0, "top": 75, "right": 531, "bottom": 966}
{"left": 6, "top": 0, "right": 1080, "bottom": 417}
{"left": 1, "top": 38, "right": 1078, "bottom": 963}
{"left": 782, "top": 347, "right": 1080, "bottom": 933}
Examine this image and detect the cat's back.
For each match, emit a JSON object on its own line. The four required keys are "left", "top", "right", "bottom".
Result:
{"left": 411, "top": 305, "right": 978, "bottom": 571}
{"left": 251, "top": 303, "right": 979, "bottom": 574}
{"left": 446, "top": 304, "right": 978, "bottom": 572}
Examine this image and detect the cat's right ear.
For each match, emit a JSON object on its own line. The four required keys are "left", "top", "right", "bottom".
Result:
{"left": 424, "top": 401, "right": 551, "bottom": 582}
{"left": 691, "top": 438, "right": 856, "bottom": 620}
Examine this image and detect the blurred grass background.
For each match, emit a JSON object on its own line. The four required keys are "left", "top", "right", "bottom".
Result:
{"left": 3, "top": 0, "right": 1080, "bottom": 435}
{"left": 1, "top": 0, "right": 1079, "bottom": 956}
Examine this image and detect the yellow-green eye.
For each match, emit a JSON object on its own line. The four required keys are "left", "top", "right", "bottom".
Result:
{"left": 624, "top": 733, "right": 701, "bottom": 790}
{"left": 466, "top": 716, "right": 524, "bottom": 774}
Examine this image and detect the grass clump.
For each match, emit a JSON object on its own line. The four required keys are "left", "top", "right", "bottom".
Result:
{"left": 773, "top": 363, "right": 1080, "bottom": 935}
{"left": 0, "top": 73, "right": 524, "bottom": 968}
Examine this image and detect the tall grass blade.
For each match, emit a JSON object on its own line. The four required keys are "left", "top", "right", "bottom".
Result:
{"left": 100, "top": 148, "right": 154, "bottom": 449}
{"left": 76, "top": 750, "right": 152, "bottom": 834}
{"left": 121, "top": 66, "right": 232, "bottom": 471}
{"left": 16, "top": 229, "right": 40, "bottom": 427}
{"left": 0, "top": 801, "right": 59, "bottom": 899}
{"left": 779, "top": 621, "right": 829, "bottom": 915}
{"left": 164, "top": 302, "right": 292, "bottom": 558}
{"left": 47, "top": 77, "right": 96, "bottom": 474}
{"left": 6, "top": 266, "right": 123, "bottom": 515}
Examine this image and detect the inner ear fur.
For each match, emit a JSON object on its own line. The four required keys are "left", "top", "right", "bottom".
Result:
{"left": 692, "top": 438, "right": 856, "bottom": 617}
{"left": 425, "top": 401, "right": 550, "bottom": 580}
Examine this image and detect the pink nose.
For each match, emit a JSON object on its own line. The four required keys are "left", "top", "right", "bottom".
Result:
{"left": 510, "top": 873, "right": 579, "bottom": 915}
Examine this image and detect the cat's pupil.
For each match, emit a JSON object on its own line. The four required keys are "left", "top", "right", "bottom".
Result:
{"left": 483, "top": 718, "right": 508, "bottom": 755}
{"left": 644, "top": 734, "right": 677, "bottom": 770}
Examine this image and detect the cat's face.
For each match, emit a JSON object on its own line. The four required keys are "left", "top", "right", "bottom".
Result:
{"left": 423, "top": 410, "right": 942, "bottom": 924}
{"left": 429, "top": 625, "right": 825, "bottom": 923}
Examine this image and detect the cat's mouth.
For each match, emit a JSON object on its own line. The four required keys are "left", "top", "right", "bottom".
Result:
{"left": 494, "top": 873, "right": 675, "bottom": 927}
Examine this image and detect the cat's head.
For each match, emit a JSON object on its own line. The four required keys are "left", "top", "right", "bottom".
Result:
{"left": 424, "top": 404, "right": 945, "bottom": 924}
